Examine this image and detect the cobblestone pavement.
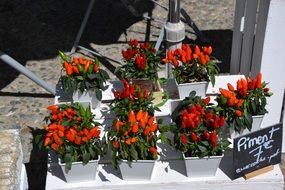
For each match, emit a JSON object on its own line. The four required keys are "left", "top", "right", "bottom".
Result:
{"left": 1, "top": 0, "right": 284, "bottom": 189}
{"left": 0, "top": 130, "right": 22, "bottom": 190}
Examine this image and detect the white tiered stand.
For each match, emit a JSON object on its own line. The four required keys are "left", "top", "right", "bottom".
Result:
{"left": 47, "top": 75, "right": 284, "bottom": 190}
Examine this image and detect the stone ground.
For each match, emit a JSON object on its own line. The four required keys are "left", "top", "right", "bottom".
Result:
{"left": 0, "top": 0, "right": 284, "bottom": 189}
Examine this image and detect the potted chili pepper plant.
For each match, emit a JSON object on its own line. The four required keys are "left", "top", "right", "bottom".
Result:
{"left": 107, "top": 109, "right": 168, "bottom": 180}
{"left": 163, "top": 44, "right": 220, "bottom": 98}
{"left": 35, "top": 103, "right": 104, "bottom": 183}
{"left": 111, "top": 79, "right": 158, "bottom": 121}
{"left": 59, "top": 51, "right": 110, "bottom": 109}
{"left": 216, "top": 73, "right": 273, "bottom": 138}
{"left": 171, "top": 91, "right": 230, "bottom": 177}
{"left": 116, "top": 39, "right": 162, "bottom": 92}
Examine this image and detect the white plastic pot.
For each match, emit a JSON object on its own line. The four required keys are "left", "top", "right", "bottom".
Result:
{"left": 183, "top": 154, "right": 223, "bottom": 177}
{"left": 118, "top": 159, "right": 155, "bottom": 180}
{"left": 175, "top": 80, "right": 208, "bottom": 99}
{"left": 59, "top": 157, "right": 99, "bottom": 183}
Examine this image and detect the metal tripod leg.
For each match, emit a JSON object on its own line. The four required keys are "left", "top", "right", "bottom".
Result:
{"left": 0, "top": 51, "right": 56, "bottom": 95}
{"left": 71, "top": 0, "right": 95, "bottom": 53}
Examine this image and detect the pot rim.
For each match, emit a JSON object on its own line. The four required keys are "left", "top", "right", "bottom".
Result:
{"left": 58, "top": 156, "right": 100, "bottom": 166}
{"left": 175, "top": 79, "right": 209, "bottom": 86}
{"left": 119, "top": 159, "right": 156, "bottom": 164}
{"left": 252, "top": 114, "right": 265, "bottom": 118}
{"left": 183, "top": 153, "right": 224, "bottom": 160}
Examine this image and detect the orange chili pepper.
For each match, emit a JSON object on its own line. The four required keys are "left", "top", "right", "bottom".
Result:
{"left": 82, "top": 137, "right": 88, "bottom": 143}
{"left": 53, "top": 133, "right": 62, "bottom": 145}
{"left": 73, "top": 57, "right": 79, "bottom": 64}
{"left": 44, "top": 137, "right": 51, "bottom": 146}
{"left": 202, "top": 47, "right": 208, "bottom": 54}
{"left": 131, "top": 137, "right": 137, "bottom": 143}
{"left": 136, "top": 109, "right": 143, "bottom": 121}
{"left": 115, "top": 119, "right": 122, "bottom": 132}
{"left": 131, "top": 123, "right": 139, "bottom": 133}
{"left": 193, "top": 53, "right": 198, "bottom": 59}
{"left": 200, "top": 52, "right": 206, "bottom": 65}
{"left": 219, "top": 88, "right": 234, "bottom": 99}
{"left": 72, "top": 65, "right": 80, "bottom": 74}
{"left": 149, "top": 147, "right": 157, "bottom": 155}
{"left": 207, "top": 46, "right": 212, "bottom": 55}
{"left": 227, "top": 83, "right": 234, "bottom": 91}
{"left": 125, "top": 138, "right": 131, "bottom": 145}
{"left": 150, "top": 123, "right": 157, "bottom": 132}
{"left": 128, "top": 110, "right": 136, "bottom": 124}
{"left": 205, "top": 55, "right": 210, "bottom": 62}
{"left": 51, "top": 143, "right": 59, "bottom": 150}
{"left": 75, "top": 136, "right": 81, "bottom": 145}
{"left": 58, "top": 131, "right": 64, "bottom": 138}
{"left": 195, "top": 45, "right": 201, "bottom": 56}
{"left": 47, "top": 105, "right": 58, "bottom": 114}
{"left": 235, "top": 110, "right": 242, "bottom": 117}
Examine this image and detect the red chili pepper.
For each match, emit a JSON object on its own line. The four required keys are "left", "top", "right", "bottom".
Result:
{"left": 256, "top": 73, "right": 262, "bottom": 89}
{"left": 190, "top": 132, "right": 198, "bottom": 142}
{"left": 149, "top": 147, "right": 157, "bottom": 155}
{"left": 112, "top": 141, "right": 120, "bottom": 149}
{"left": 181, "top": 133, "right": 188, "bottom": 145}
{"left": 203, "top": 97, "right": 211, "bottom": 105}
{"left": 203, "top": 131, "right": 210, "bottom": 139}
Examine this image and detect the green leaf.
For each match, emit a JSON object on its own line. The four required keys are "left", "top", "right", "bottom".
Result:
{"left": 59, "top": 51, "right": 68, "bottom": 61}
{"left": 210, "top": 74, "right": 215, "bottom": 86}
{"left": 79, "top": 104, "right": 85, "bottom": 116}
{"left": 198, "top": 145, "right": 207, "bottom": 152}
{"left": 95, "top": 89, "right": 102, "bottom": 100}
{"left": 34, "top": 134, "right": 42, "bottom": 144}
{"left": 88, "top": 64, "right": 94, "bottom": 74}
{"left": 77, "top": 64, "right": 84, "bottom": 73}
{"left": 61, "top": 118, "right": 70, "bottom": 127}
{"left": 130, "top": 145, "right": 138, "bottom": 160}
{"left": 87, "top": 73, "right": 97, "bottom": 80}
{"left": 100, "top": 70, "right": 110, "bottom": 80}
{"left": 82, "top": 152, "right": 91, "bottom": 164}
{"left": 64, "top": 153, "right": 72, "bottom": 164}
{"left": 76, "top": 76, "right": 84, "bottom": 81}
{"left": 189, "top": 91, "right": 196, "bottom": 98}
{"left": 250, "top": 101, "right": 257, "bottom": 114}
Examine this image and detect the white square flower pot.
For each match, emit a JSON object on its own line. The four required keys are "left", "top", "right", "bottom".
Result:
{"left": 59, "top": 157, "right": 99, "bottom": 183}
{"left": 230, "top": 115, "right": 264, "bottom": 139}
{"left": 72, "top": 90, "right": 101, "bottom": 109}
{"left": 183, "top": 154, "right": 223, "bottom": 177}
{"left": 175, "top": 80, "right": 208, "bottom": 99}
{"left": 118, "top": 160, "right": 155, "bottom": 180}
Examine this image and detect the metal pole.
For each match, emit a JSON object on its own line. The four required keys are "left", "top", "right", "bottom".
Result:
{"left": 165, "top": 0, "right": 185, "bottom": 78}
{"left": 71, "top": 0, "right": 95, "bottom": 53}
{"left": 0, "top": 51, "right": 56, "bottom": 95}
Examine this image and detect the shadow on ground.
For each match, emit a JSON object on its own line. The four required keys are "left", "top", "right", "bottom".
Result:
{"left": 25, "top": 128, "right": 48, "bottom": 190}
{"left": 0, "top": 0, "right": 154, "bottom": 90}
{"left": 184, "top": 29, "right": 233, "bottom": 73}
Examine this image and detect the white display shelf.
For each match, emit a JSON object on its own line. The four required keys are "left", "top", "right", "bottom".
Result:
{"left": 46, "top": 151, "right": 284, "bottom": 190}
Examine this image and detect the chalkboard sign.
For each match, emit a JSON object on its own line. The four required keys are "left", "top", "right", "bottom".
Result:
{"left": 233, "top": 123, "right": 283, "bottom": 178}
